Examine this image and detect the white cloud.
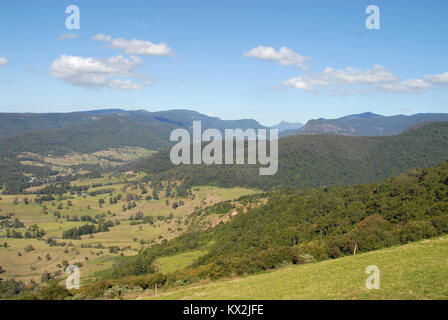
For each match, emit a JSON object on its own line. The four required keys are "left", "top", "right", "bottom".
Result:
{"left": 282, "top": 76, "right": 329, "bottom": 92}
{"left": 244, "top": 46, "right": 310, "bottom": 70}
{"left": 93, "top": 34, "right": 173, "bottom": 56}
{"left": 0, "top": 57, "right": 8, "bottom": 66}
{"left": 49, "top": 54, "right": 148, "bottom": 90}
{"left": 282, "top": 65, "right": 435, "bottom": 94}
{"left": 58, "top": 33, "right": 79, "bottom": 40}
{"left": 107, "top": 79, "right": 142, "bottom": 90}
{"left": 322, "top": 65, "right": 398, "bottom": 85}
{"left": 243, "top": 44, "right": 448, "bottom": 95}
{"left": 424, "top": 72, "right": 448, "bottom": 85}
{"left": 92, "top": 33, "right": 111, "bottom": 42}
{"left": 378, "top": 79, "right": 431, "bottom": 93}
{"left": 283, "top": 65, "right": 397, "bottom": 92}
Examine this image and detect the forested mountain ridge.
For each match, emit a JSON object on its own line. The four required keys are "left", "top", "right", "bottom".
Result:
{"left": 0, "top": 109, "right": 266, "bottom": 140}
{"left": 2, "top": 109, "right": 448, "bottom": 196}
{"left": 2, "top": 109, "right": 446, "bottom": 156}
{"left": 0, "top": 109, "right": 266, "bottom": 193}
{"left": 128, "top": 122, "right": 448, "bottom": 192}
{"left": 0, "top": 109, "right": 266, "bottom": 157}
{"left": 283, "top": 112, "right": 448, "bottom": 137}
{"left": 0, "top": 116, "right": 175, "bottom": 156}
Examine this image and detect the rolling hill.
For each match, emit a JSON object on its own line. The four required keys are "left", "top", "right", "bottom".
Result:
{"left": 129, "top": 121, "right": 448, "bottom": 191}
{"left": 102, "top": 159, "right": 448, "bottom": 295}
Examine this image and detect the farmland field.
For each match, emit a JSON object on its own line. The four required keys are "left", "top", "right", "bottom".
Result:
{"left": 0, "top": 175, "right": 257, "bottom": 284}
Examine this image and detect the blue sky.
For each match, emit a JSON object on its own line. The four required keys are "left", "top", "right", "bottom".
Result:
{"left": 0, "top": 0, "right": 447, "bottom": 125}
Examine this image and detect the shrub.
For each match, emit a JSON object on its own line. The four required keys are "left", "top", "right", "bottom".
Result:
{"left": 38, "top": 283, "right": 72, "bottom": 300}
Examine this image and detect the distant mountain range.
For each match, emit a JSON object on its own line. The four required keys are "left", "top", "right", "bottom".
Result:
{"left": 1, "top": 108, "right": 448, "bottom": 193}
{"left": 269, "top": 120, "right": 303, "bottom": 132}
{"left": 0, "top": 109, "right": 266, "bottom": 155}
{"left": 282, "top": 112, "right": 448, "bottom": 137}
{"left": 1, "top": 109, "right": 448, "bottom": 157}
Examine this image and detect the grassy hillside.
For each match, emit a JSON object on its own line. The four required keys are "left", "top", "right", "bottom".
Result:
{"left": 3, "top": 160, "right": 446, "bottom": 300}
{"left": 154, "top": 250, "right": 208, "bottom": 274}
{"left": 143, "top": 236, "right": 448, "bottom": 300}
{"left": 110, "top": 159, "right": 448, "bottom": 288}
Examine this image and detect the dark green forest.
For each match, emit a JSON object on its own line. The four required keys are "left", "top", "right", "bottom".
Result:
{"left": 130, "top": 122, "right": 448, "bottom": 192}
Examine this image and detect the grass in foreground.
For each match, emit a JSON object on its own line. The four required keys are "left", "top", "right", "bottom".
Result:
{"left": 140, "top": 236, "right": 448, "bottom": 300}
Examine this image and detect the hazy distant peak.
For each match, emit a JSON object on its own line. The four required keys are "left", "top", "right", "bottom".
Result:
{"left": 341, "top": 112, "right": 383, "bottom": 119}
{"left": 270, "top": 120, "right": 303, "bottom": 132}
{"left": 300, "top": 112, "right": 448, "bottom": 137}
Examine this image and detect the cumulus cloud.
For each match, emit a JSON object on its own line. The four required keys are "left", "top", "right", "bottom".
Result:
{"left": 92, "top": 33, "right": 111, "bottom": 42}
{"left": 322, "top": 65, "right": 398, "bottom": 85}
{"left": 282, "top": 76, "right": 329, "bottom": 92}
{"left": 378, "top": 79, "right": 431, "bottom": 93}
{"left": 244, "top": 46, "right": 310, "bottom": 70}
{"left": 282, "top": 65, "right": 397, "bottom": 92}
{"left": 49, "top": 54, "right": 148, "bottom": 90}
{"left": 282, "top": 64, "right": 440, "bottom": 94}
{"left": 93, "top": 34, "right": 173, "bottom": 56}
{"left": 0, "top": 57, "right": 8, "bottom": 66}
{"left": 243, "top": 44, "right": 447, "bottom": 95}
{"left": 58, "top": 33, "right": 79, "bottom": 40}
{"left": 424, "top": 72, "right": 448, "bottom": 85}
{"left": 107, "top": 79, "right": 142, "bottom": 90}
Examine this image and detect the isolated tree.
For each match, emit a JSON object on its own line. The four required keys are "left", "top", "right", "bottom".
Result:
{"left": 41, "top": 271, "right": 52, "bottom": 283}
